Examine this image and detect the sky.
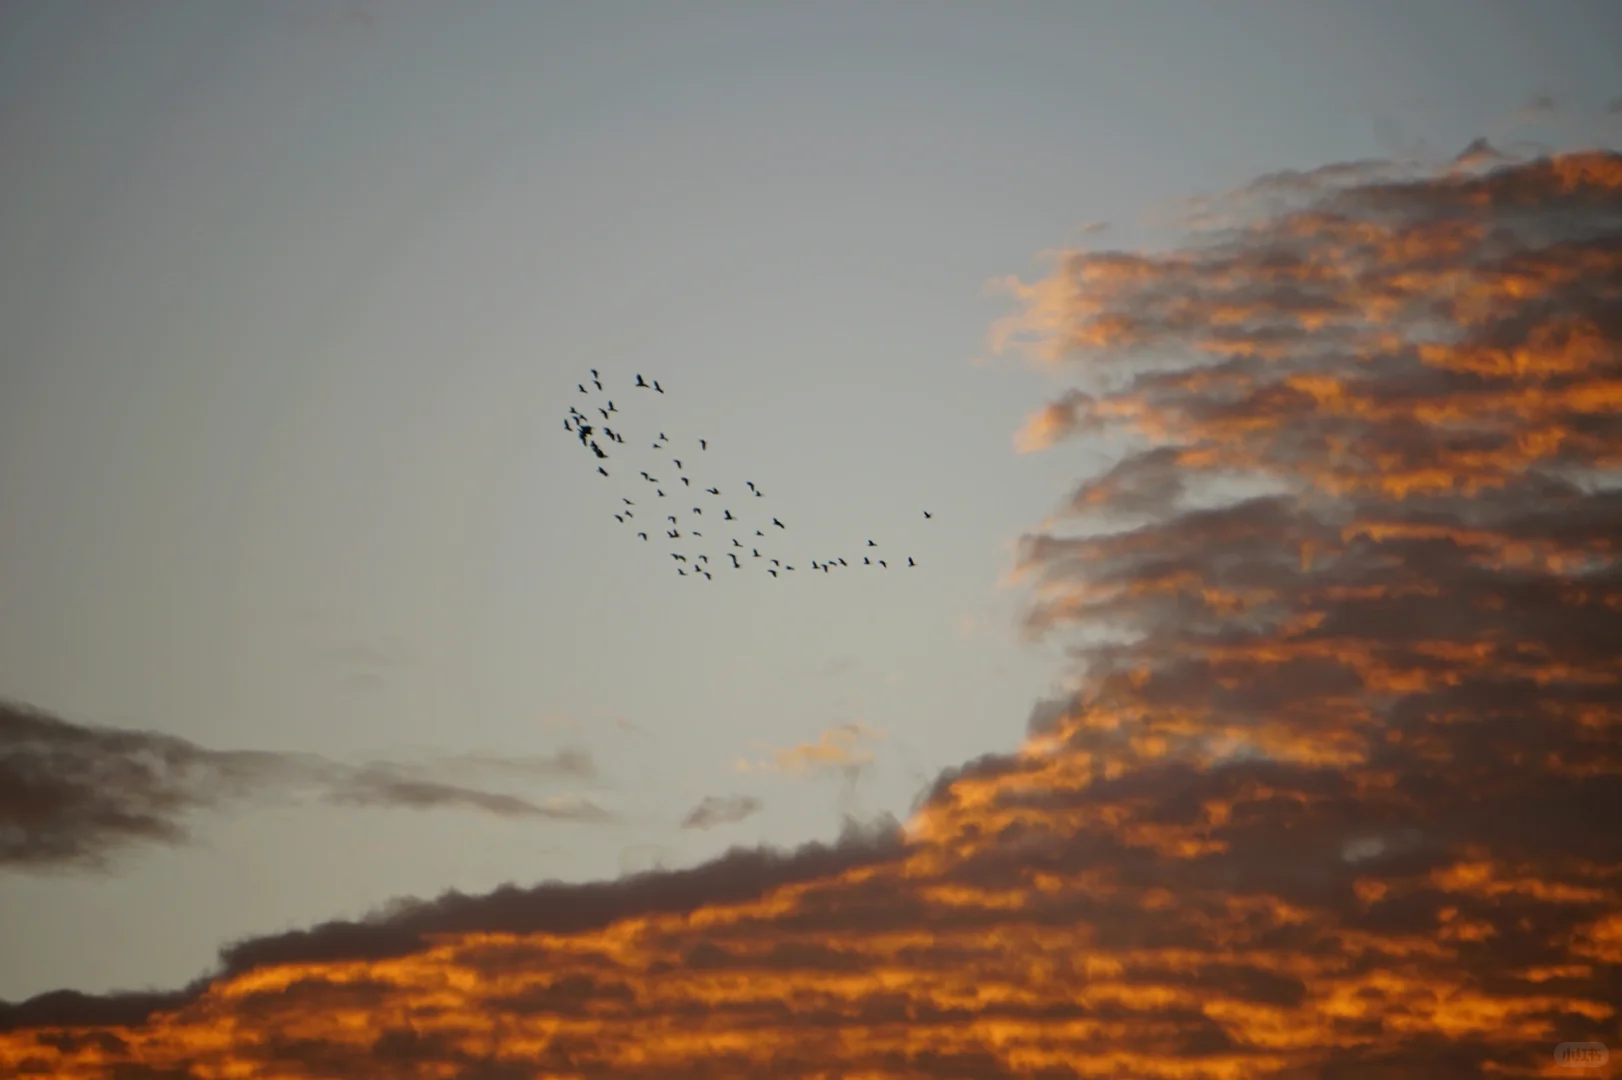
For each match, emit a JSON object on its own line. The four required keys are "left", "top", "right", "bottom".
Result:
{"left": 2, "top": 1, "right": 1621, "bottom": 1076}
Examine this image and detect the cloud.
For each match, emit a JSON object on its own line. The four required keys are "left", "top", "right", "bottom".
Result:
{"left": 679, "top": 794, "right": 764, "bottom": 831}
{"left": 5, "top": 147, "right": 1622, "bottom": 1078}
{"left": 0, "top": 700, "right": 609, "bottom": 871}
{"left": 736, "top": 722, "right": 884, "bottom": 777}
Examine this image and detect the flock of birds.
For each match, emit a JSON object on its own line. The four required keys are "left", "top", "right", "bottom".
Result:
{"left": 565, "top": 370, "right": 932, "bottom": 580}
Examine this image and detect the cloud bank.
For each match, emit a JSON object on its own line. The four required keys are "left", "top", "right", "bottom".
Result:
{"left": 0, "top": 699, "right": 609, "bottom": 872}
{"left": 4, "top": 146, "right": 1621, "bottom": 1078}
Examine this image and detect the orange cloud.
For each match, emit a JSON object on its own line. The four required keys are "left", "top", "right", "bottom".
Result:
{"left": 5, "top": 147, "right": 1622, "bottom": 1079}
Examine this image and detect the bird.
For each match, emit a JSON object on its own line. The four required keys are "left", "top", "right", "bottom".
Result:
{"left": 674, "top": 459, "right": 683, "bottom": 469}
{"left": 599, "top": 408, "right": 609, "bottom": 420}
{"left": 785, "top": 565, "right": 795, "bottom": 571}
{"left": 657, "top": 489, "right": 665, "bottom": 497}
{"left": 746, "top": 481, "right": 755, "bottom": 491}
{"left": 879, "top": 560, "right": 888, "bottom": 568}
{"left": 598, "top": 466, "right": 609, "bottom": 477}
{"left": 772, "top": 518, "right": 785, "bottom": 529}
{"left": 768, "top": 569, "right": 778, "bottom": 578}
{"left": 753, "top": 548, "right": 761, "bottom": 557}
{"left": 863, "top": 556, "right": 870, "bottom": 565}
{"left": 635, "top": 374, "right": 648, "bottom": 387}
{"left": 658, "top": 432, "right": 668, "bottom": 442}
{"left": 615, "top": 514, "right": 624, "bottom": 523}
{"left": 654, "top": 380, "right": 665, "bottom": 393}
{"left": 677, "top": 568, "right": 686, "bottom": 576}
{"left": 755, "top": 529, "right": 764, "bottom": 537}
{"left": 637, "top": 532, "right": 648, "bottom": 541}
{"left": 706, "top": 487, "right": 719, "bottom": 495}
{"left": 754, "top": 489, "right": 763, "bottom": 497}
{"left": 907, "top": 557, "right": 916, "bottom": 567}
{"left": 563, "top": 419, "right": 572, "bottom": 432}
{"left": 698, "top": 554, "right": 708, "bottom": 563}
{"left": 668, "top": 515, "right": 678, "bottom": 524}
{"left": 700, "top": 439, "right": 708, "bottom": 450}
{"left": 732, "top": 538, "right": 742, "bottom": 547}
{"left": 703, "top": 571, "right": 712, "bottom": 580}
{"left": 578, "top": 383, "right": 587, "bottom": 393}
{"left": 607, "top": 401, "right": 617, "bottom": 412}
{"left": 593, "top": 379, "right": 603, "bottom": 391}
{"left": 723, "top": 510, "right": 734, "bottom": 521}
{"left": 691, "top": 507, "right": 702, "bottom": 515}
{"left": 867, "top": 540, "right": 877, "bottom": 547}
{"left": 730, "top": 553, "right": 740, "bottom": 568}
{"left": 668, "top": 529, "right": 679, "bottom": 539}
{"left": 623, "top": 498, "right": 634, "bottom": 505}
{"left": 692, "top": 530, "right": 702, "bottom": 537}
{"left": 837, "top": 558, "right": 847, "bottom": 567}
{"left": 924, "top": 511, "right": 933, "bottom": 519}
{"left": 771, "top": 559, "right": 780, "bottom": 567}
{"left": 640, "top": 471, "right": 652, "bottom": 481}
{"left": 590, "top": 368, "right": 599, "bottom": 378}
{"left": 682, "top": 477, "right": 691, "bottom": 487}
{"left": 671, "top": 553, "right": 685, "bottom": 562}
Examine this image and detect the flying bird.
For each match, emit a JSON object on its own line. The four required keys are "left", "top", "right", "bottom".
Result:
{"left": 578, "top": 384, "right": 587, "bottom": 393}
{"left": 768, "top": 569, "right": 778, "bottom": 578}
{"left": 674, "top": 459, "right": 682, "bottom": 469}
{"left": 924, "top": 511, "right": 933, "bottom": 519}
{"left": 723, "top": 510, "right": 734, "bottom": 520}
{"left": 753, "top": 548, "right": 760, "bottom": 557}
{"left": 746, "top": 481, "right": 755, "bottom": 491}
{"left": 635, "top": 374, "right": 648, "bottom": 387}
{"left": 623, "top": 498, "right": 634, "bottom": 506}
{"left": 692, "top": 507, "right": 702, "bottom": 515}
{"left": 658, "top": 432, "right": 668, "bottom": 442}
{"left": 654, "top": 380, "right": 664, "bottom": 393}
{"left": 668, "top": 515, "right": 678, "bottom": 524}
{"left": 706, "top": 487, "right": 719, "bottom": 495}
{"left": 668, "top": 529, "right": 679, "bottom": 539}
{"left": 863, "top": 557, "right": 870, "bottom": 565}
{"left": 755, "top": 529, "right": 764, "bottom": 536}
{"left": 671, "top": 553, "right": 685, "bottom": 562}
{"left": 598, "top": 466, "right": 609, "bottom": 477}
{"left": 907, "top": 557, "right": 916, "bottom": 567}
{"left": 599, "top": 408, "right": 609, "bottom": 420}
{"left": 641, "top": 471, "right": 652, "bottom": 481}
{"left": 878, "top": 560, "right": 887, "bottom": 568}
{"left": 657, "top": 489, "right": 666, "bottom": 497}
{"left": 590, "top": 368, "right": 598, "bottom": 378}
{"left": 607, "top": 401, "right": 617, "bottom": 412}
{"left": 698, "top": 554, "right": 708, "bottom": 563}
{"left": 867, "top": 540, "right": 877, "bottom": 547}
{"left": 703, "top": 571, "right": 711, "bottom": 580}
{"left": 730, "top": 553, "right": 740, "bottom": 568}
{"left": 593, "top": 379, "right": 603, "bottom": 391}
{"left": 682, "top": 477, "right": 691, "bottom": 487}
{"left": 637, "top": 532, "right": 647, "bottom": 541}
{"left": 700, "top": 439, "right": 707, "bottom": 450}
{"left": 772, "top": 518, "right": 785, "bottom": 529}
{"left": 615, "top": 514, "right": 624, "bottom": 523}
{"left": 692, "top": 530, "right": 702, "bottom": 537}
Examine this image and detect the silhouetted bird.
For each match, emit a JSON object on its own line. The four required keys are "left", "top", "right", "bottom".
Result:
{"left": 674, "top": 459, "right": 682, "bottom": 469}
{"left": 615, "top": 514, "right": 624, "bottom": 523}
{"left": 636, "top": 374, "right": 648, "bottom": 387}
{"left": 753, "top": 548, "right": 761, "bottom": 557}
{"left": 907, "top": 557, "right": 916, "bottom": 567}
{"left": 723, "top": 510, "right": 734, "bottom": 521}
{"left": 657, "top": 489, "right": 666, "bottom": 497}
{"left": 599, "top": 408, "right": 609, "bottom": 420}
{"left": 641, "top": 471, "right": 652, "bottom": 480}
{"left": 668, "top": 529, "right": 679, "bottom": 539}
{"left": 590, "top": 368, "right": 599, "bottom": 378}
{"left": 598, "top": 466, "right": 609, "bottom": 477}
{"left": 698, "top": 554, "right": 708, "bottom": 563}
{"left": 755, "top": 529, "right": 764, "bottom": 536}
{"left": 668, "top": 515, "right": 677, "bottom": 524}
{"left": 593, "top": 379, "right": 602, "bottom": 391}
{"left": 659, "top": 432, "right": 668, "bottom": 442}
{"left": 607, "top": 401, "right": 617, "bottom": 412}
{"left": 706, "top": 487, "right": 719, "bottom": 495}
{"left": 768, "top": 569, "right": 778, "bottom": 578}
{"left": 677, "top": 568, "right": 685, "bottom": 576}
{"left": 730, "top": 554, "right": 740, "bottom": 568}
{"left": 878, "top": 560, "right": 887, "bottom": 568}
{"left": 837, "top": 558, "right": 847, "bottom": 567}
{"left": 703, "top": 571, "right": 712, "bottom": 580}
{"left": 785, "top": 565, "right": 795, "bottom": 571}
{"left": 733, "top": 539, "right": 742, "bottom": 547}
{"left": 578, "top": 384, "right": 587, "bottom": 393}
{"left": 682, "top": 477, "right": 690, "bottom": 487}
{"left": 863, "top": 557, "right": 870, "bottom": 565}
{"left": 700, "top": 439, "right": 707, "bottom": 450}
{"left": 692, "top": 530, "right": 702, "bottom": 537}
{"left": 671, "top": 553, "right": 684, "bottom": 562}
{"left": 564, "top": 419, "right": 572, "bottom": 432}
{"left": 624, "top": 497, "right": 634, "bottom": 505}
{"left": 772, "top": 518, "right": 785, "bottom": 529}
{"left": 924, "top": 511, "right": 933, "bottom": 519}
{"left": 692, "top": 507, "right": 702, "bottom": 515}
{"left": 754, "top": 490, "right": 763, "bottom": 497}
{"left": 637, "top": 532, "right": 648, "bottom": 540}
{"left": 867, "top": 540, "right": 877, "bottom": 547}
{"left": 654, "top": 380, "right": 664, "bottom": 393}
{"left": 771, "top": 559, "right": 780, "bottom": 567}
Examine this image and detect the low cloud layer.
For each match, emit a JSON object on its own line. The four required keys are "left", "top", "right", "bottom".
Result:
{"left": 4, "top": 146, "right": 1621, "bottom": 1078}
{"left": 0, "top": 699, "right": 609, "bottom": 871}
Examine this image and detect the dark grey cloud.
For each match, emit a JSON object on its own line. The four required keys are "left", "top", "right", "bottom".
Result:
{"left": 0, "top": 699, "right": 609, "bottom": 872}
{"left": 679, "top": 794, "right": 764, "bottom": 830}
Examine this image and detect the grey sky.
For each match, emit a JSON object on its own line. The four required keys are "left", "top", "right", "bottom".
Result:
{"left": 2, "top": 0, "right": 1618, "bottom": 1002}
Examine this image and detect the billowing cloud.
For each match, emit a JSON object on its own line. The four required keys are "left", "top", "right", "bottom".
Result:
{"left": 679, "top": 794, "right": 764, "bottom": 831}
{"left": 0, "top": 699, "right": 608, "bottom": 871}
{"left": 4, "top": 146, "right": 1622, "bottom": 1078}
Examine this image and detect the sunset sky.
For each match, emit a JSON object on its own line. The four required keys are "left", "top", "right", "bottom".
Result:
{"left": 3, "top": 2, "right": 1622, "bottom": 1077}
